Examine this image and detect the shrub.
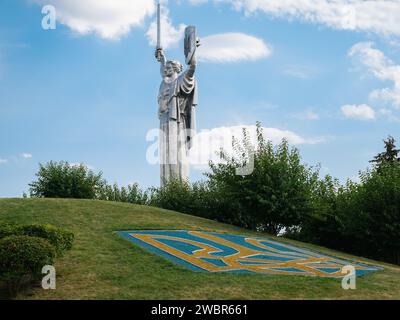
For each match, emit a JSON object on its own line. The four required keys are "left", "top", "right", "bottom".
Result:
{"left": 97, "top": 182, "right": 148, "bottom": 205}
{"left": 127, "top": 183, "right": 149, "bottom": 205}
{"left": 0, "top": 235, "right": 56, "bottom": 296}
{"left": 289, "top": 175, "right": 347, "bottom": 249}
{"left": 189, "top": 181, "right": 220, "bottom": 219}
{"left": 147, "top": 179, "right": 215, "bottom": 218}
{"left": 0, "top": 223, "right": 17, "bottom": 239}
{"left": 16, "top": 224, "right": 74, "bottom": 256}
{"left": 29, "top": 161, "right": 106, "bottom": 199}
{"left": 148, "top": 179, "right": 194, "bottom": 212}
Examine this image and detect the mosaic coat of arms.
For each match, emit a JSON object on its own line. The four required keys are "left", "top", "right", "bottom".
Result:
{"left": 118, "top": 230, "right": 380, "bottom": 277}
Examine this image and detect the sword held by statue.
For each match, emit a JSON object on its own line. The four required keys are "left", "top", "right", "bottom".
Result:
{"left": 156, "top": 2, "right": 162, "bottom": 61}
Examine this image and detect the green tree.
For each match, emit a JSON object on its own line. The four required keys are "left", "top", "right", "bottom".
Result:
{"left": 339, "top": 162, "right": 400, "bottom": 264}
{"left": 206, "top": 122, "right": 319, "bottom": 235}
{"left": 370, "top": 136, "right": 400, "bottom": 168}
{"left": 127, "top": 183, "right": 148, "bottom": 205}
{"left": 293, "top": 175, "right": 347, "bottom": 249}
{"left": 294, "top": 137, "right": 400, "bottom": 265}
{"left": 29, "top": 161, "right": 105, "bottom": 199}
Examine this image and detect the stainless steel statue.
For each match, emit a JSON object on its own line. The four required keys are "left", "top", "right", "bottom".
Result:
{"left": 155, "top": 4, "right": 199, "bottom": 186}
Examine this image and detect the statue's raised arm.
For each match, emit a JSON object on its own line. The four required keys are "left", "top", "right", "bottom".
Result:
{"left": 155, "top": 48, "right": 167, "bottom": 78}
{"left": 183, "top": 26, "right": 200, "bottom": 79}
{"left": 184, "top": 45, "right": 197, "bottom": 79}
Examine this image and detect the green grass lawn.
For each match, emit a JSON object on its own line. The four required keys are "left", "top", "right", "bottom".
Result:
{"left": 0, "top": 198, "right": 399, "bottom": 300}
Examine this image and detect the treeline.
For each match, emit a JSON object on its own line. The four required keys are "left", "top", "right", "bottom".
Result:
{"left": 293, "top": 161, "right": 400, "bottom": 265}
{"left": 27, "top": 124, "right": 400, "bottom": 265}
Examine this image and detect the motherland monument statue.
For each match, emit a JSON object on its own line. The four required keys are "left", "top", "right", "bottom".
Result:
{"left": 155, "top": 3, "right": 200, "bottom": 186}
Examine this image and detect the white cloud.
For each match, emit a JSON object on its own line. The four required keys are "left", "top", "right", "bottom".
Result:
{"left": 0, "top": 158, "right": 7, "bottom": 165}
{"left": 214, "top": 0, "right": 400, "bottom": 37}
{"left": 197, "top": 33, "right": 271, "bottom": 63}
{"left": 189, "top": 125, "right": 323, "bottom": 168}
{"left": 31, "top": 0, "right": 400, "bottom": 41}
{"left": 349, "top": 42, "right": 400, "bottom": 109}
{"left": 379, "top": 108, "right": 400, "bottom": 123}
{"left": 146, "top": 5, "right": 186, "bottom": 49}
{"left": 21, "top": 153, "right": 32, "bottom": 159}
{"left": 32, "top": 0, "right": 155, "bottom": 39}
{"left": 341, "top": 104, "right": 376, "bottom": 121}
{"left": 294, "top": 110, "right": 320, "bottom": 121}
{"left": 31, "top": 1, "right": 271, "bottom": 63}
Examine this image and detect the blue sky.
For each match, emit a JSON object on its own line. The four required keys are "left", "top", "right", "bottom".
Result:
{"left": 1, "top": 0, "right": 400, "bottom": 197}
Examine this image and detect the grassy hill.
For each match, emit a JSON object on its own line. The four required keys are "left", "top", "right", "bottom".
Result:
{"left": 0, "top": 198, "right": 399, "bottom": 300}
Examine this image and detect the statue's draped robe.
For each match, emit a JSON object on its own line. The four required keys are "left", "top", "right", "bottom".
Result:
{"left": 158, "top": 69, "right": 197, "bottom": 185}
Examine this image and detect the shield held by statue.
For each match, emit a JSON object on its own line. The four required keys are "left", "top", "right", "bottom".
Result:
{"left": 184, "top": 26, "right": 197, "bottom": 65}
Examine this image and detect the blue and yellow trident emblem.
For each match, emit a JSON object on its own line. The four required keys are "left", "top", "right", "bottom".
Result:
{"left": 118, "top": 230, "right": 380, "bottom": 277}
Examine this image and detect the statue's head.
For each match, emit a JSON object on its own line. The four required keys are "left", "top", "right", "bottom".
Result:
{"left": 165, "top": 60, "right": 183, "bottom": 77}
